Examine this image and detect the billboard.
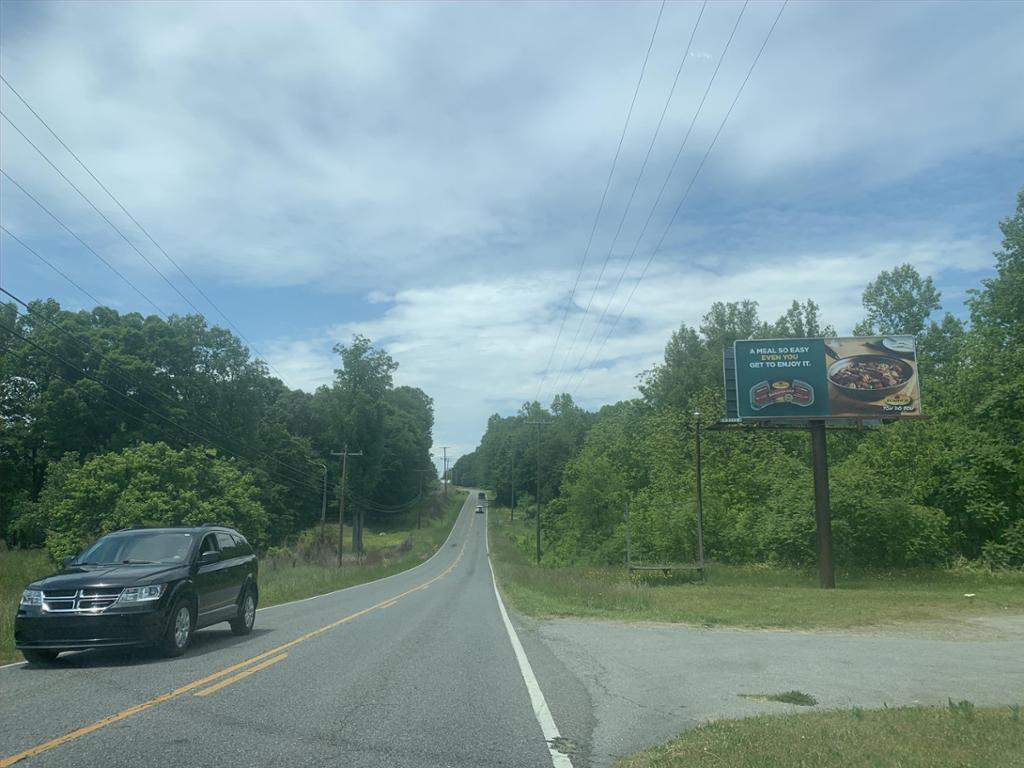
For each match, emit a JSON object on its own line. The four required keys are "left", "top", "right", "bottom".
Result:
{"left": 733, "top": 336, "right": 922, "bottom": 420}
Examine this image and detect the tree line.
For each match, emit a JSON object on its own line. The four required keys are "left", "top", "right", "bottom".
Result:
{"left": 0, "top": 299, "right": 436, "bottom": 560}
{"left": 455, "top": 189, "right": 1024, "bottom": 570}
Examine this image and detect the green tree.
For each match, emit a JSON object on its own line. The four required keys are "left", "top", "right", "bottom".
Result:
{"left": 18, "top": 442, "right": 269, "bottom": 562}
{"left": 853, "top": 264, "right": 941, "bottom": 335}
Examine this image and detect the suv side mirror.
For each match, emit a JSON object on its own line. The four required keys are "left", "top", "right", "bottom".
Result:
{"left": 198, "top": 550, "right": 221, "bottom": 566}
{"left": 62, "top": 555, "right": 77, "bottom": 568}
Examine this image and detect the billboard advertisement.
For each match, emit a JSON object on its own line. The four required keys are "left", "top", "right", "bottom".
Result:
{"left": 733, "top": 336, "right": 922, "bottom": 420}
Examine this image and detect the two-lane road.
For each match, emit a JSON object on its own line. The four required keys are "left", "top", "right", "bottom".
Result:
{"left": 0, "top": 493, "right": 572, "bottom": 768}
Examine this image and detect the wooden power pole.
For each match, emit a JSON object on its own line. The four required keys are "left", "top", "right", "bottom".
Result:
{"left": 440, "top": 446, "right": 449, "bottom": 498}
{"left": 525, "top": 420, "right": 549, "bottom": 564}
{"left": 331, "top": 444, "right": 363, "bottom": 565}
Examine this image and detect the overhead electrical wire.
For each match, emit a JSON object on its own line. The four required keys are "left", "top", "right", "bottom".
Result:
{"left": 0, "top": 169, "right": 170, "bottom": 318}
{"left": 0, "top": 225, "right": 104, "bottom": 307}
{"left": 560, "top": 0, "right": 751, "bottom": 396}
{"left": 0, "top": 111, "right": 213, "bottom": 317}
{"left": 0, "top": 305, "right": 322, "bottom": 494}
{"left": 358, "top": 490, "right": 425, "bottom": 515}
{"left": 0, "top": 75, "right": 292, "bottom": 386}
{"left": 569, "top": 0, "right": 789, "bottom": 399}
{"left": 532, "top": 0, "right": 667, "bottom": 404}
{"left": 548, "top": 0, "right": 709, "bottom": 399}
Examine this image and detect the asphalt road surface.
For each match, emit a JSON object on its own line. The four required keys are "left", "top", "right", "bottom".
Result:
{"left": 5, "top": 493, "right": 1023, "bottom": 768}
{"left": 0, "top": 493, "right": 572, "bottom": 768}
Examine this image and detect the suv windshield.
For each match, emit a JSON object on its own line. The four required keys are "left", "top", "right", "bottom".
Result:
{"left": 78, "top": 532, "right": 195, "bottom": 565}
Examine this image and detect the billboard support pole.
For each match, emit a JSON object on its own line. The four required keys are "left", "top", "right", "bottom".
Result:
{"left": 809, "top": 420, "right": 835, "bottom": 589}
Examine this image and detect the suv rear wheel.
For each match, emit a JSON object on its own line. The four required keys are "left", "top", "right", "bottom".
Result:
{"left": 230, "top": 587, "right": 256, "bottom": 636}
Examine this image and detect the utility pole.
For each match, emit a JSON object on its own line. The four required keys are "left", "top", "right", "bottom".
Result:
{"left": 625, "top": 500, "right": 631, "bottom": 569}
{"left": 331, "top": 445, "right": 363, "bottom": 564}
{"left": 525, "top": 421, "right": 549, "bottom": 564}
{"left": 319, "top": 463, "right": 328, "bottom": 543}
{"left": 510, "top": 451, "right": 516, "bottom": 522}
{"left": 440, "top": 446, "right": 450, "bottom": 498}
{"left": 413, "top": 468, "right": 434, "bottom": 529}
{"left": 693, "top": 412, "right": 706, "bottom": 582}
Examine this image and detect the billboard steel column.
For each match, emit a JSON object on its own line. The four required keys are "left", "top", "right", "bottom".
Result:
{"left": 694, "top": 412, "right": 706, "bottom": 581}
{"left": 809, "top": 420, "right": 835, "bottom": 589}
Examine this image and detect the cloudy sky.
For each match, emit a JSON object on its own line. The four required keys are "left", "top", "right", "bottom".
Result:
{"left": 1, "top": 0, "right": 1022, "bottom": 464}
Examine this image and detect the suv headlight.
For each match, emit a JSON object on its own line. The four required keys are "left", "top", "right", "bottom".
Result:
{"left": 20, "top": 589, "right": 43, "bottom": 607}
{"left": 117, "top": 584, "right": 165, "bottom": 603}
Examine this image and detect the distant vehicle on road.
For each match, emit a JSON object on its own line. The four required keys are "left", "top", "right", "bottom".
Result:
{"left": 15, "top": 525, "right": 258, "bottom": 664}
{"left": 475, "top": 505, "right": 484, "bottom": 514}
{"left": 478, "top": 491, "right": 486, "bottom": 501}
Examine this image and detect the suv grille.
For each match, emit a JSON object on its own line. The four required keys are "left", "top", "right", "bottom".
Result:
{"left": 42, "top": 588, "right": 123, "bottom": 613}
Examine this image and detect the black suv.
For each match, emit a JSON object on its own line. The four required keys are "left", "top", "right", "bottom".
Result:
{"left": 15, "top": 525, "right": 258, "bottom": 663}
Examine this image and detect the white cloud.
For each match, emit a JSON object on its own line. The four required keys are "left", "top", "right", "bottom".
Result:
{"left": 2, "top": 0, "right": 1020, "bottom": 460}
{"left": 263, "top": 230, "right": 991, "bottom": 462}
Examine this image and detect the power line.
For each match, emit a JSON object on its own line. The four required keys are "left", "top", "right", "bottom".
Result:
{"left": 0, "top": 75, "right": 292, "bottom": 385}
{"left": 533, "top": 0, "right": 667, "bottom": 404}
{"left": 1, "top": 225, "right": 104, "bottom": 307}
{"left": 1, "top": 111, "right": 211, "bottom": 316}
{"left": 1, "top": 169, "right": 170, "bottom": 317}
{"left": 0, "top": 306, "right": 321, "bottom": 493}
{"left": 548, "top": 0, "right": 709, "bottom": 399}
{"left": 561, "top": 0, "right": 750, "bottom": 397}
{"left": 570, "top": 0, "right": 789, "bottom": 399}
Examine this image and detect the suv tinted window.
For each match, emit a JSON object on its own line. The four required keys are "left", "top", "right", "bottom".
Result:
{"left": 215, "top": 532, "right": 239, "bottom": 558}
{"left": 231, "top": 533, "right": 252, "bottom": 556}
{"left": 199, "top": 533, "right": 219, "bottom": 556}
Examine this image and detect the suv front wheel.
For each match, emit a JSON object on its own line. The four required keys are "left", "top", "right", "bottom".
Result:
{"left": 160, "top": 598, "right": 194, "bottom": 657}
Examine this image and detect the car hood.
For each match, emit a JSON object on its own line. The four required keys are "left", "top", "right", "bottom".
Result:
{"left": 31, "top": 563, "right": 187, "bottom": 591}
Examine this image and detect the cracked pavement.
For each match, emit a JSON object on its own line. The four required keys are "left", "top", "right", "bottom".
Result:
{"left": 511, "top": 614, "right": 1024, "bottom": 768}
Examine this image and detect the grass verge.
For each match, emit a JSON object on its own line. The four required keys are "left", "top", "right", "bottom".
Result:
{"left": 614, "top": 703, "right": 1024, "bottom": 768}
{"left": 0, "top": 491, "right": 466, "bottom": 663}
{"left": 488, "top": 510, "right": 1024, "bottom": 630}
{"left": 259, "top": 490, "right": 466, "bottom": 606}
{"left": 0, "top": 548, "right": 52, "bottom": 664}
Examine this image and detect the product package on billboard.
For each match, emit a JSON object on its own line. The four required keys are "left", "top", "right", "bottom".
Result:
{"left": 733, "top": 336, "right": 922, "bottom": 420}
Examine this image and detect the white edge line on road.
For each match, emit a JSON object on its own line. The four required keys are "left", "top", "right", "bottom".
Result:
{"left": 0, "top": 660, "right": 26, "bottom": 670}
{"left": 486, "top": 510, "right": 574, "bottom": 768}
{"left": 256, "top": 491, "right": 473, "bottom": 614}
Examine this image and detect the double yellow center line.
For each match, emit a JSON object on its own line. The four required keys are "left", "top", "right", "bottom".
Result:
{"left": 0, "top": 514, "right": 475, "bottom": 767}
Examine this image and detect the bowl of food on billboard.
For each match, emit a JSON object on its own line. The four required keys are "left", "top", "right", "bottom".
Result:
{"left": 824, "top": 336, "right": 921, "bottom": 416}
